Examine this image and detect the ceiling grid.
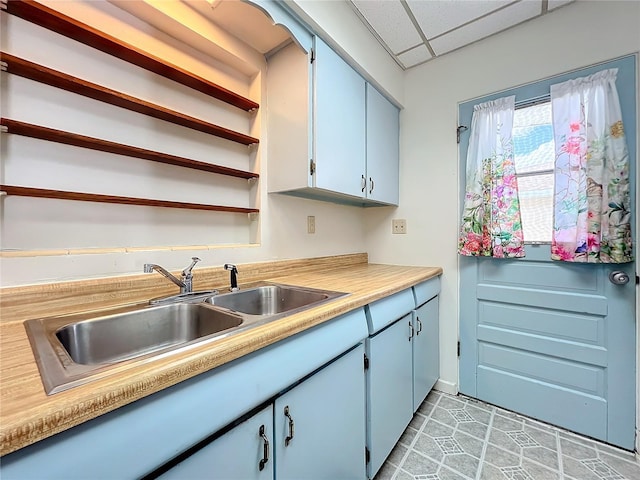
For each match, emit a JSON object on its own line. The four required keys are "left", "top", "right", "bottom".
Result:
{"left": 348, "top": 0, "right": 575, "bottom": 70}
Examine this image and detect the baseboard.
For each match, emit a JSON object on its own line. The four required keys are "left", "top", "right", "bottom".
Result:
{"left": 434, "top": 379, "right": 458, "bottom": 395}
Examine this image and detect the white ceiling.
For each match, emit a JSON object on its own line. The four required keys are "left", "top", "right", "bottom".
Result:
{"left": 187, "top": 0, "right": 576, "bottom": 71}
{"left": 348, "top": 0, "right": 575, "bottom": 70}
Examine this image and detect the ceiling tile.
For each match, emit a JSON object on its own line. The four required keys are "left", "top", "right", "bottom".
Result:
{"left": 397, "top": 44, "right": 433, "bottom": 68}
{"left": 430, "top": 0, "right": 541, "bottom": 55}
{"left": 351, "top": 0, "right": 422, "bottom": 54}
{"left": 406, "top": 0, "right": 514, "bottom": 39}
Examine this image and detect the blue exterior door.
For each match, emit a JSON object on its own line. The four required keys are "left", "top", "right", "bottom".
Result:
{"left": 458, "top": 55, "right": 637, "bottom": 449}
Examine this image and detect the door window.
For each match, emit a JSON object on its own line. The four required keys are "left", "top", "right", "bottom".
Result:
{"left": 513, "top": 101, "right": 554, "bottom": 243}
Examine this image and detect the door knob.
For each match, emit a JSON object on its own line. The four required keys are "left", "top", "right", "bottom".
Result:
{"left": 609, "top": 271, "right": 630, "bottom": 285}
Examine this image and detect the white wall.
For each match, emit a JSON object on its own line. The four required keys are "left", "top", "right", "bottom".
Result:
{"left": 0, "top": 0, "right": 384, "bottom": 286}
{"left": 364, "top": 0, "right": 640, "bottom": 401}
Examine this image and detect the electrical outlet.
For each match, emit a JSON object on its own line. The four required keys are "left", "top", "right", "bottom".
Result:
{"left": 392, "top": 219, "right": 407, "bottom": 234}
{"left": 307, "top": 215, "right": 316, "bottom": 234}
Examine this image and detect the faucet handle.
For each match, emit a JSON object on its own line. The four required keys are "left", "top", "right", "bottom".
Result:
{"left": 182, "top": 257, "right": 201, "bottom": 277}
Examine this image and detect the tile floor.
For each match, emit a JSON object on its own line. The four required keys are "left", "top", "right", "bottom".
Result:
{"left": 374, "top": 390, "right": 640, "bottom": 480}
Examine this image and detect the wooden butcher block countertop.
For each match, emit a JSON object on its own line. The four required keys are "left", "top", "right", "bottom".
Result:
{"left": 0, "top": 253, "right": 442, "bottom": 456}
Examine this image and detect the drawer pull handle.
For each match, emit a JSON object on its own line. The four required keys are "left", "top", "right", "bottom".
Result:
{"left": 259, "top": 425, "right": 269, "bottom": 471}
{"left": 284, "top": 406, "right": 295, "bottom": 446}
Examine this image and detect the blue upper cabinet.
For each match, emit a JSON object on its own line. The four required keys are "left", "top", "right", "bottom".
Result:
{"left": 366, "top": 84, "right": 400, "bottom": 205}
{"left": 313, "top": 37, "right": 367, "bottom": 199}
{"left": 266, "top": 33, "right": 400, "bottom": 207}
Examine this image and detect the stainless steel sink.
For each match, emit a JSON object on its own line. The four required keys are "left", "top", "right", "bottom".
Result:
{"left": 25, "top": 303, "right": 244, "bottom": 394}
{"left": 56, "top": 303, "right": 242, "bottom": 365}
{"left": 206, "top": 284, "right": 342, "bottom": 317}
{"left": 24, "top": 282, "right": 348, "bottom": 395}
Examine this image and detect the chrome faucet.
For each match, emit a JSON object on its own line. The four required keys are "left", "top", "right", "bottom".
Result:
{"left": 224, "top": 263, "right": 239, "bottom": 292}
{"left": 144, "top": 257, "right": 201, "bottom": 294}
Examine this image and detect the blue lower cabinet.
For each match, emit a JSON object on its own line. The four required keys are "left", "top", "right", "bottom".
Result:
{"left": 158, "top": 344, "right": 366, "bottom": 480}
{"left": 158, "top": 405, "right": 274, "bottom": 480}
{"left": 275, "top": 344, "right": 366, "bottom": 480}
{"left": 412, "top": 296, "right": 439, "bottom": 411}
{"left": 366, "top": 314, "right": 414, "bottom": 478}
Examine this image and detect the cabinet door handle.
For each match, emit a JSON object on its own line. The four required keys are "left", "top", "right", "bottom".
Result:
{"left": 409, "top": 321, "right": 414, "bottom": 341}
{"left": 416, "top": 317, "right": 422, "bottom": 335}
{"left": 284, "top": 406, "right": 295, "bottom": 446}
{"left": 259, "top": 424, "right": 269, "bottom": 471}
{"left": 361, "top": 175, "right": 366, "bottom": 193}
{"left": 369, "top": 177, "right": 374, "bottom": 194}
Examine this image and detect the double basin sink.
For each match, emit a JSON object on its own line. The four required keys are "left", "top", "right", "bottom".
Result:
{"left": 25, "top": 283, "right": 347, "bottom": 394}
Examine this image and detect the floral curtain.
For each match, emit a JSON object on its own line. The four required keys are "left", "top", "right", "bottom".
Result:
{"left": 458, "top": 96, "right": 525, "bottom": 258}
{"left": 550, "top": 69, "right": 633, "bottom": 263}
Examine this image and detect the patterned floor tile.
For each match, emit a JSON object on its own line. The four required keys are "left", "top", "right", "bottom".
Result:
{"left": 410, "top": 413, "right": 428, "bottom": 430}
{"left": 454, "top": 430, "right": 485, "bottom": 458}
{"left": 443, "top": 452, "right": 480, "bottom": 478}
{"left": 523, "top": 425, "right": 558, "bottom": 451}
{"left": 500, "top": 466, "right": 533, "bottom": 479}
{"left": 434, "top": 436, "right": 465, "bottom": 455}
{"left": 506, "top": 431, "right": 540, "bottom": 448}
{"left": 581, "top": 458, "right": 625, "bottom": 479}
{"left": 401, "top": 451, "right": 439, "bottom": 476}
{"left": 423, "top": 419, "right": 456, "bottom": 438}
{"left": 414, "top": 432, "right": 445, "bottom": 462}
{"left": 437, "top": 465, "right": 470, "bottom": 480}
{"left": 489, "top": 429, "right": 522, "bottom": 454}
{"left": 520, "top": 458, "right": 560, "bottom": 479}
{"left": 521, "top": 446, "right": 558, "bottom": 470}
{"left": 593, "top": 453, "right": 640, "bottom": 479}
{"left": 379, "top": 392, "right": 639, "bottom": 480}
{"left": 431, "top": 407, "right": 462, "bottom": 427}
{"left": 395, "top": 470, "right": 415, "bottom": 480}
{"left": 560, "top": 437, "right": 597, "bottom": 460}
{"left": 399, "top": 425, "right": 419, "bottom": 447}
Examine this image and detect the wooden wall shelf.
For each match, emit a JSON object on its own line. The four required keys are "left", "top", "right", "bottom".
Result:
{"left": 0, "top": 185, "right": 260, "bottom": 214}
{"left": 0, "top": 118, "right": 259, "bottom": 180}
{"left": 3, "top": 0, "right": 259, "bottom": 112}
{"left": 0, "top": 53, "right": 259, "bottom": 146}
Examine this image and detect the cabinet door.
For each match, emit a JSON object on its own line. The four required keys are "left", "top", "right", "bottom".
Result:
{"left": 275, "top": 344, "right": 366, "bottom": 480}
{"left": 313, "top": 37, "right": 366, "bottom": 198}
{"left": 413, "top": 297, "right": 440, "bottom": 411}
{"left": 158, "top": 406, "right": 274, "bottom": 480}
{"left": 366, "top": 314, "right": 413, "bottom": 478}
{"left": 366, "top": 84, "right": 399, "bottom": 205}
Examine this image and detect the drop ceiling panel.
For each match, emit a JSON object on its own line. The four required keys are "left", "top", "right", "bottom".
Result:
{"left": 548, "top": 0, "right": 574, "bottom": 10}
{"left": 352, "top": 0, "right": 422, "bottom": 54}
{"left": 406, "top": 0, "right": 514, "bottom": 39}
{"left": 348, "top": 0, "right": 575, "bottom": 70}
{"left": 398, "top": 44, "right": 433, "bottom": 68}
{"left": 430, "top": 1, "right": 542, "bottom": 55}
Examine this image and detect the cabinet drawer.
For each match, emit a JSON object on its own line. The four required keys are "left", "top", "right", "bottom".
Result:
{"left": 365, "top": 288, "right": 414, "bottom": 334}
{"left": 413, "top": 277, "right": 441, "bottom": 307}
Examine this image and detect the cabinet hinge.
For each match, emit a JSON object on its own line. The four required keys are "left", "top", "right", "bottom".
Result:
{"left": 364, "top": 353, "right": 369, "bottom": 371}
{"left": 365, "top": 447, "right": 370, "bottom": 464}
{"left": 310, "top": 48, "right": 315, "bottom": 64}
{"left": 457, "top": 341, "right": 461, "bottom": 357}
{"left": 310, "top": 159, "right": 316, "bottom": 176}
